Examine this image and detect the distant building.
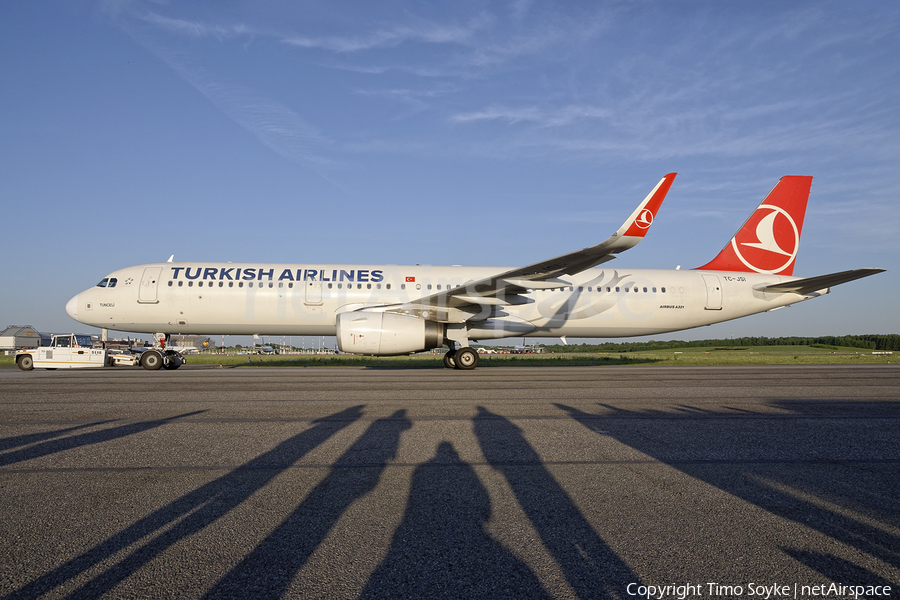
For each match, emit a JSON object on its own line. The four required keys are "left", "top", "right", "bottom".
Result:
{"left": 170, "top": 334, "right": 213, "bottom": 351}
{"left": 0, "top": 325, "right": 48, "bottom": 350}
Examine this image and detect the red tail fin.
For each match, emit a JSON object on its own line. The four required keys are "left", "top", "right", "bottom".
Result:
{"left": 695, "top": 176, "right": 812, "bottom": 276}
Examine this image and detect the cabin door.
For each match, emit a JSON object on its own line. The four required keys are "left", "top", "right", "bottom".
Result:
{"left": 702, "top": 274, "right": 723, "bottom": 310}
{"left": 139, "top": 267, "right": 162, "bottom": 303}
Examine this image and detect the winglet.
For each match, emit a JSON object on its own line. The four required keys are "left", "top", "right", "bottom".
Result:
{"left": 696, "top": 176, "right": 812, "bottom": 275}
{"left": 617, "top": 173, "right": 677, "bottom": 239}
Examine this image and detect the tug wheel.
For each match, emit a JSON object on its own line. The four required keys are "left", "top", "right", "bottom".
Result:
{"left": 141, "top": 350, "right": 163, "bottom": 371}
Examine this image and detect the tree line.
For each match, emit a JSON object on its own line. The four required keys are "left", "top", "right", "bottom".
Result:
{"left": 538, "top": 334, "right": 900, "bottom": 353}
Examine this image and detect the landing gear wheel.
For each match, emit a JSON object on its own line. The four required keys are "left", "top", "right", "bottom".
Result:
{"left": 163, "top": 351, "right": 184, "bottom": 370}
{"left": 443, "top": 350, "right": 457, "bottom": 369}
{"left": 141, "top": 350, "right": 163, "bottom": 371}
{"left": 454, "top": 347, "right": 479, "bottom": 370}
{"left": 17, "top": 355, "right": 34, "bottom": 371}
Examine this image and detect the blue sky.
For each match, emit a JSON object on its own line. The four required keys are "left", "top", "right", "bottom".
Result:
{"left": 1, "top": 1, "right": 897, "bottom": 345}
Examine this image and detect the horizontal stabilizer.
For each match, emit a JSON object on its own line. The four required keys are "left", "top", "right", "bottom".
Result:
{"left": 755, "top": 268, "right": 884, "bottom": 296}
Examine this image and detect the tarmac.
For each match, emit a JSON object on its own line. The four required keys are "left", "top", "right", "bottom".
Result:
{"left": 1, "top": 364, "right": 898, "bottom": 599}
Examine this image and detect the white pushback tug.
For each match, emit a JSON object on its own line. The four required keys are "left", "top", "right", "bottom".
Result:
{"left": 15, "top": 334, "right": 185, "bottom": 371}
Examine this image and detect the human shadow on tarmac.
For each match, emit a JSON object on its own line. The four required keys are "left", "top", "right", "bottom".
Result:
{"left": 555, "top": 401, "right": 900, "bottom": 586}
{"left": 0, "top": 420, "right": 117, "bottom": 452}
{"left": 473, "top": 406, "right": 640, "bottom": 600}
{"left": 0, "top": 412, "right": 205, "bottom": 467}
{"left": 203, "top": 409, "right": 412, "bottom": 599}
{"left": 360, "top": 441, "right": 551, "bottom": 599}
{"left": 3, "top": 405, "right": 364, "bottom": 600}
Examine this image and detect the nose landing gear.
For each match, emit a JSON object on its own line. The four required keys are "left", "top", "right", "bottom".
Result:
{"left": 141, "top": 333, "right": 186, "bottom": 370}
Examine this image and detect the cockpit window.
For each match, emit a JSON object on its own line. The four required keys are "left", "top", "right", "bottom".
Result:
{"left": 96, "top": 277, "right": 117, "bottom": 288}
{"left": 96, "top": 278, "right": 109, "bottom": 288}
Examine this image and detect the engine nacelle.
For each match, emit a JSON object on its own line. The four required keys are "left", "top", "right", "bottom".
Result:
{"left": 336, "top": 311, "right": 444, "bottom": 355}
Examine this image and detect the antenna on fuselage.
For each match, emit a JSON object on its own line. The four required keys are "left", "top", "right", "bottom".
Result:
{"left": 167, "top": 255, "right": 174, "bottom": 263}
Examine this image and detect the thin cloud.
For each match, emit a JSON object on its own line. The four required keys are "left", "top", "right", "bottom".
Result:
{"left": 146, "top": 44, "right": 336, "bottom": 171}
{"left": 451, "top": 105, "right": 612, "bottom": 127}
{"left": 282, "top": 16, "right": 488, "bottom": 53}
{"left": 140, "top": 12, "right": 252, "bottom": 40}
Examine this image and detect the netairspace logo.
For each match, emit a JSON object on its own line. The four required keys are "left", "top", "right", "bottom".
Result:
{"left": 626, "top": 582, "right": 893, "bottom": 600}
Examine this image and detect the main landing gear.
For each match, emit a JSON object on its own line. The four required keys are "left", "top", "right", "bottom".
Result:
{"left": 443, "top": 347, "right": 479, "bottom": 370}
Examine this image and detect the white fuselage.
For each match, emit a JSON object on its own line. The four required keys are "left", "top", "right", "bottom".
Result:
{"left": 66, "top": 262, "right": 820, "bottom": 340}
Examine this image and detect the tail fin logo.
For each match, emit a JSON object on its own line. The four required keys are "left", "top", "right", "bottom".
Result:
{"left": 731, "top": 204, "right": 799, "bottom": 274}
{"left": 635, "top": 208, "right": 654, "bottom": 229}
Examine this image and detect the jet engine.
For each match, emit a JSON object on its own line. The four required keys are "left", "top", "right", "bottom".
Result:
{"left": 336, "top": 311, "right": 444, "bottom": 355}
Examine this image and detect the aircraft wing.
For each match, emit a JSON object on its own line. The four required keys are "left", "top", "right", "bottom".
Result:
{"left": 754, "top": 268, "right": 885, "bottom": 296}
{"left": 392, "top": 173, "right": 677, "bottom": 322}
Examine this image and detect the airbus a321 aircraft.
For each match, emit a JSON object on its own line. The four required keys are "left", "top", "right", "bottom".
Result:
{"left": 66, "top": 174, "right": 883, "bottom": 370}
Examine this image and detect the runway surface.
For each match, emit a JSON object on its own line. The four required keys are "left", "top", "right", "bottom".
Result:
{"left": 0, "top": 365, "right": 898, "bottom": 599}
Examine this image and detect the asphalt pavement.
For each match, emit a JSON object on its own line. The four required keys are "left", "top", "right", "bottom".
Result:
{"left": 1, "top": 364, "right": 898, "bottom": 599}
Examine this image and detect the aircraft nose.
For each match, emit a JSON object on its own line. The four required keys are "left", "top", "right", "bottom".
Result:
{"left": 66, "top": 295, "right": 79, "bottom": 321}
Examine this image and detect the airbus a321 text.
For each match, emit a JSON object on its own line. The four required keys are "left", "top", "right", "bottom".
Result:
{"left": 64, "top": 174, "right": 883, "bottom": 370}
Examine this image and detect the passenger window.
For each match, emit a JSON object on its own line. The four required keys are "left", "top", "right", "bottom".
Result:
{"left": 168, "top": 281, "right": 173, "bottom": 287}
{"left": 416, "top": 284, "right": 421, "bottom": 290}
{"left": 239, "top": 282, "right": 244, "bottom": 288}
{"left": 327, "top": 283, "right": 332, "bottom": 289}
{"left": 279, "top": 282, "right": 283, "bottom": 288}
{"left": 229, "top": 282, "right": 234, "bottom": 288}
{"left": 427, "top": 284, "right": 432, "bottom": 290}
{"left": 288, "top": 282, "right": 293, "bottom": 288}
{"left": 377, "top": 284, "right": 381, "bottom": 289}
{"left": 178, "top": 281, "right": 183, "bottom": 287}
{"left": 661, "top": 287, "right": 666, "bottom": 293}
{"left": 616, "top": 287, "right": 620, "bottom": 292}
{"left": 367, "top": 283, "right": 372, "bottom": 289}
{"left": 643, "top": 287, "right": 647, "bottom": 292}
{"left": 578, "top": 287, "right": 583, "bottom": 291}
{"left": 652, "top": 287, "right": 656, "bottom": 292}
{"left": 386, "top": 284, "right": 391, "bottom": 290}
{"left": 219, "top": 282, "right": 224, "bottom": 287}
{"left": 401, "top": 284, "right": 406, "bottom": 290}
{"left": 188, "top": 281, "right": 193, "bottom": 287}
{"left": 269, "top": 282, "right": 274, "bottom": 288}
{"left": 358, "top": 283, "right": 363, "bottom": 289}
{"left": 198, "top": 282, "right": 203, "bottom": 287}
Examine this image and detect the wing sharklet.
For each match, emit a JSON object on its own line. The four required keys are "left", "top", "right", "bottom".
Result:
{"left": 393, "top": 173, "right": 676, "bottom": 321}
